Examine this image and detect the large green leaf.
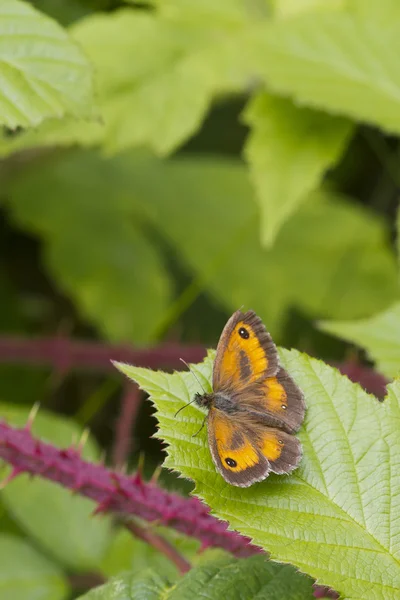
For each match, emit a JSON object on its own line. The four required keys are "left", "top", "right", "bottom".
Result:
{"left": 6, "top": 151, "right": 397, "bottom": 342}
{"left": 120, "top": 154, "right": 398, "bottom": 339}
{"left": 80, "top": 555, "right": 314, "bottom": 599}
{"left": 319, "top": 302, "right": 400, "bottom": 378}
{"left": 243, "top": 91, "right": 352, "bottom": 245}
{"left": 0, "top": 534, "right": 68, "bottom": 600}
{"left": 0, "top": 404, "right": 112, "bottom": 571}
{"left": 70, "top": 9, "right": 244, "bottom": 156}
{"left": 251, "top": 7, "right": 400, "bottom": 134}
{"left": 116, "top": 350, "right": 400, "bottom": 599}
{"left": 0, "top": 0, "right": 94, "bottom": 128}
{"left": 6, "top": 151, "right": 171, "bottom": 344}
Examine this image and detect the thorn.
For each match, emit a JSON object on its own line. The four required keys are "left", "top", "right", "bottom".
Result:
{"left": 77, "top": 428, "right": 90, "bottom": 456}
{"left": 25, "top": 402, "right": 40, "bottom": 432}
{"left": 150, "top": 464, "right": 162, "bottom": 484}
{"left": 199, "top": 540, "right": 211, "bottom": 553}
{"left": 71, "top": 472, "right": 85, "bottom": 493}
{"left": 131, "top": 471, "right": 143, "bottom": 486}
{"left": 110, "top": 473, "right": 130, "bottom": 497}
{"left": 92, "top": 497, "right": 112, "bottom": 516}
{"left": 0, "top": 467, "right": 24, "bottom": 489}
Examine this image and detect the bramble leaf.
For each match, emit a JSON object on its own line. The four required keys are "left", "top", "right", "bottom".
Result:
{"left": 320, "top": 302, "right": 400, "bottom": 378}
{"left": 0, "top": 534, "right": 69, "bottom": 600}
{"left": 80, "top": 554, "right": 314, "bottom": 599}
{"left": 251, "top": 7, "right": 400, "bottom": 135}
{"left": 71, "top": 9, "right": 244, "bottom": 156}
{"left": 5, "top": 151, "right": 171, "bottom": 344}
{"left": 121, "top": 154, "right": 398, "bottom": 338}
{"left": 243, "top": 92, "right": 352, "bottom": 245}
{"left": 0, "top": 0, "right": 94, "bottom": 128}
{"left": 116, "top": 349, "right": 400, "bottom": 599}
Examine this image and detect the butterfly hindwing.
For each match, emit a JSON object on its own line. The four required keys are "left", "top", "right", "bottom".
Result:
{"left": 207, "top": 408, "right": 269, "bottom": 487}
{"left": 256, "top": 427, "right": 302, "bottom": 475}
{"left": 236, "top": 367, "right": 306, "bottom": 434}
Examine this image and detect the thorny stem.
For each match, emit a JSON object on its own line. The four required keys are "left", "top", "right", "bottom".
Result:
{"left": 0, "top": 420, "right": 259, "bottom": 558}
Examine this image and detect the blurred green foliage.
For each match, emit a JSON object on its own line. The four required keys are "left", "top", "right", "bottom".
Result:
{"left": 0, "top": 0, "right": 400, "bottom": 598}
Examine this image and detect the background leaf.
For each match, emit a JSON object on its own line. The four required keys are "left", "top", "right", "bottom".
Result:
{"left": 0, "top": 0, "right": 94, "bottom": 128}
{"left": 243, "top": 92, "right": 352, "bottom": 245}
{"left": 80, "top": 555, "right": 314, "bottom": 599}
{"left": 0, "top": 404, "right": 112, "bottom": 571}
{"left": 319, "top": 302, "right": 400, "bottom": 378}
{"left": 101, "top": 527, "right": 200, "bottom": 581}
{"left": 252, "top": 7, "right": 400, "bottom": 134}
{"left": 6, "top": 151, "right": 171, "bottom": 344}
{"left": 116, "top": 349, "right": 400, "bottom": 599}
{"left": 70, "top": 9, "right": 243, "bottom": 156}
{"left": 118, "top": 153, "right": 398, "bottom": 339}
{"left": 0, "top": 534, "right": 69, "bottom": 600}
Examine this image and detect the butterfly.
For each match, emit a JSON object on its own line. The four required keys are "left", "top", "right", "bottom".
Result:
{"left": 194, "top": 310, "right": 305, "bottom": 487}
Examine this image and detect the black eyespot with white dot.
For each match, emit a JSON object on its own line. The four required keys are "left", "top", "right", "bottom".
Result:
{"left": 281, "top": 404, "right": 287, "bottom": 410}
{"left": 278, "top": 440, "right": 284, "bottom": 445}
{"left": 238, "top": 327, "right": 249, "bottom": 339}
{"left": 225, "top": 457, "right": 237, "bottom": 468}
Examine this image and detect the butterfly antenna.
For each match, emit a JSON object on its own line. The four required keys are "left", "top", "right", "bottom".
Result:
{"left": 179, "top": 358, "right": 207, "bottom": 394}
{"left": 174, "top": 397, "right": 197, "bottom": 417}
{"left": 174, "top": 359, "right": 206, "bottom": 418}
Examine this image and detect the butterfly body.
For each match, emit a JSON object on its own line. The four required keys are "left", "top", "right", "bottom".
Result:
{"left": 194, "top": 310, "right": 305, "bottom": 487}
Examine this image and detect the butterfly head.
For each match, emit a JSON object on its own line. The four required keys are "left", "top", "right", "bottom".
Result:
{"left": 194, "top": 392, "right": 214, "bottom": 409}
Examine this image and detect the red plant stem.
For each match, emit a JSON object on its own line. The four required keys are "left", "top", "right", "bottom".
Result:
{"left": 0, "top": 336, "right": 386, "bottom": 398}
{"left": 125, "top": 520, "right": 191, "bottom": 574}
{"left": 112, "top": 383, "right": 142, "bottom": 469}
{"left": 0, "top": 336, "right": 206, "bottom": 373}
{"left": 0, "top": 420, "right": 259, "bottom": 558}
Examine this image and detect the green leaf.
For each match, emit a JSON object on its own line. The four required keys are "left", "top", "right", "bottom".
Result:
{"left": 81, "top": 555, "right": 314, "bottom": 599}
{"left": 348, "top": 0, "right": 400, "bottom": 25}
{"left": 252, "top": 8, "right": 400, "bottom": 134}
{"left": 154, "top": 0, "right": 261, "bottom": 23}
{"left": 116, "top": 351, "right": 400, "bottom": 599}
{"left": 272, "top": 0, "right": 344, "bottom": 18}
{"left": 101, "top": 527, "right": 200, "bottom": 580}
{"left": 0, "top": 114, "right": 102, "bottom": 158}
{"left": 79, "top": 569, "right": 168, "bottom": 600}
{"left": 243, "top": 92, "right": 352, "bottom": 245}
{"left": 6, "top": 151, "right": 171, "bottom": 344}
{"left": 319, "top": 301, "right": 400, "bottom": 378}
{"left": 71, "top": 9, "right": 241, "bottom": 156}
{"left": 0, "top": 534, "right": 69, "bottom": 600}
{"left": 0, "top": 0, "right": 94, "bottom": 128}
{"left": 0, "top": 404, "right": 112, "bottom": 571}
{"left": 119, "top": 154, "right": 398, "bottom": 339}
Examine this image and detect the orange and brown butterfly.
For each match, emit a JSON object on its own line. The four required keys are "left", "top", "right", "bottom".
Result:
{"left": 195, "top": 310, "right": 305, "bottom": 487}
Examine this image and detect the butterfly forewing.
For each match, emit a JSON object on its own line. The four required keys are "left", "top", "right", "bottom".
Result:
{"left": 212, "top": 310, "right": 279, "bottom": 394}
